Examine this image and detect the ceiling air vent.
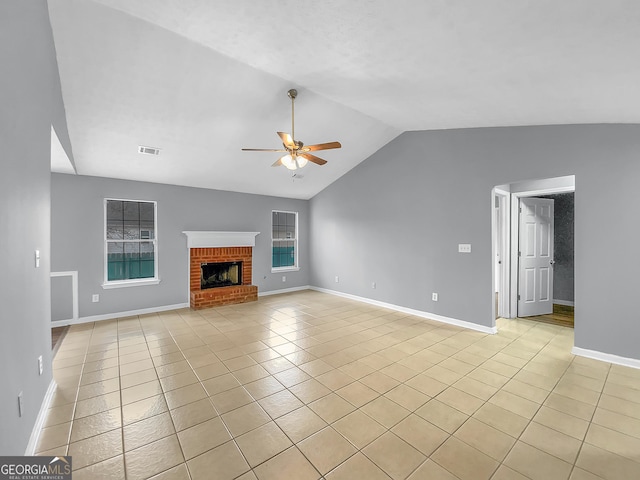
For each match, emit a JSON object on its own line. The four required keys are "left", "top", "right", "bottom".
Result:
{"left": 138, "top": 145, "right": 161, "bottom": 156}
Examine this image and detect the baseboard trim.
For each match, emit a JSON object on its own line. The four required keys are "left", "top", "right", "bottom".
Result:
{"left": 572, "top": 346, "right": 640, "bottom": 370}
{"left": 310, "top": 287, "right": 497, "bottom": 335}
{"left": 259, "top": 285, "right": 311, "bottom": 297}
{"left": 52, "top": 302, "right": 190, "bottom": 327}
{"left": 51, "top": 318, "right": 74, "bottom": 327}
{"left": 25, "top": 379, "right": 57, "bottom": 456}
{"left": 52, "top": 289, "right": 500, "bottom": 335}
{"left": 553, "top": 299, "right": 575, "bottom": 307}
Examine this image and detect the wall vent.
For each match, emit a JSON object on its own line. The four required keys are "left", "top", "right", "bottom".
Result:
{"left": 138, "top": 145, "right": 161, "bottom": 155}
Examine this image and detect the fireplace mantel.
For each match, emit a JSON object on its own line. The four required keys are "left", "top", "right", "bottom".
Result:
{"left": 182, "top": 231, "right": 260, "bottom": 248}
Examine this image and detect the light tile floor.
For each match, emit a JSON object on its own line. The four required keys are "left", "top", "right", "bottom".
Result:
{"left": 38, "top": 291, "right": 640, "bottom": 480}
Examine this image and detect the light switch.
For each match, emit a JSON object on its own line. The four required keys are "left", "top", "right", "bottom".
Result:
{"left": 458, "top": 244, "right": 472, "bottom": 253}
{"left": 35, "top": 250, "right": 40, "bottom": 268}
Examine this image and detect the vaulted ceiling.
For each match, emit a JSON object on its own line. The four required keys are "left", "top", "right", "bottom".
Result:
{"left": 48, "top": 0, "right": 640, "bottom": 199}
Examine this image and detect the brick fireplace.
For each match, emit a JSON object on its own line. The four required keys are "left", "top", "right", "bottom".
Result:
{"left": 183, "top": 231, "right": 259, "bottom": 309}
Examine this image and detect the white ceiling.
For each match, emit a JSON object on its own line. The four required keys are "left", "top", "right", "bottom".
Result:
{"left": 51, "top": 126, "right": 76, "bottom": 174}
{"left": 48, "top": 0, "right": 640, "bottom": 199}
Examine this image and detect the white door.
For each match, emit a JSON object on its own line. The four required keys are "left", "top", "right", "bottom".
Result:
{"left": 518, "top": 197, "right": 554, "bottom": 317}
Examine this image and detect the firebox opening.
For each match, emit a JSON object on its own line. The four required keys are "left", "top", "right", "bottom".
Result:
{"left": 201, "top": 261, "right": 242, "bottom": 289}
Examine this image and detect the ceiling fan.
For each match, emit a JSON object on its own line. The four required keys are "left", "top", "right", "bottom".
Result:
{"left": 242, "top": 89, "right": 341, "bottom": 170}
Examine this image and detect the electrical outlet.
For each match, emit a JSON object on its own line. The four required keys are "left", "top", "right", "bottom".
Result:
{"left": 432, "top": 293, "right": 438, "bottom": 301}
{"left": 335, "top": 276, "right": 339, "bottom": 283}
{"left": 372, "top": 282, "right": 376, "bottom": 289}
{"left": 18, "top": 392, "right": 23, "bottom": 417}
{"left": 92, "top": 294, "right": 99, "bottom": 303}
{"left": 458, "top": 244, "right": 472, "bottom": 253}
{"left": 38, "top": 355, "right": 43, "bottom": 375}
{"left": 282, "top": 275, "right": 286, "bottom": 282}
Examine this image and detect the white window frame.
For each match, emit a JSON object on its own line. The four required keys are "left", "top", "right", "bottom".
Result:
{"left": 103, "top": 198, "right": 160, "bottom": 289}
{"left": 271, "top": 210, "right": 300, "bottom": 273}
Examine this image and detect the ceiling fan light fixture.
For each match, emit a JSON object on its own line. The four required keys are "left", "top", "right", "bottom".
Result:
{"left": 296, "top": 155, "right": 308, "bottom": 168}
{"left": 281, "top": 154, "right": 308, "bottom": 170}
{"left": 281, "top": 154, "right": 297, "bottom": 170}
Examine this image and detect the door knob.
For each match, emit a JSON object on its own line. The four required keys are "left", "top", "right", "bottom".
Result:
{"left": 550, "top": 260, "right": 555, "bottom": 265}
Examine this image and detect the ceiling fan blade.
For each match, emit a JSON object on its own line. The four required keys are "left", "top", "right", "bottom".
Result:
{"left": 277, "top": 132, "right": 295, "bottom": 149}
{"left": 272, "top": 158, "right": 284, "bottom": 167}
{"left": 300, "top": 141, "right": 342, "bottom": 152}
{"left": 242, "top": 148, "right": 287, "bottom": 152}
{"left": 300, "top": 153, "right": 327, "bottom": 166}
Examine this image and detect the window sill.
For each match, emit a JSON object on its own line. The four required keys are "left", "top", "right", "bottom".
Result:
{"left": 102, "top": 278, "right": 161, "bottom": 289}
{"left": 271, "top": 267, "right": 300, "bottom": 273}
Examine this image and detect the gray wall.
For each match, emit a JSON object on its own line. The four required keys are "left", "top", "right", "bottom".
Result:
{"left": 310, "top": 125, "right": 640, "bottom": 359}
{"left": 51, "top": 174, "right": 310, "bottom": 318}
{"left": 0, "top": 0, "right": 64, "bottom": 455}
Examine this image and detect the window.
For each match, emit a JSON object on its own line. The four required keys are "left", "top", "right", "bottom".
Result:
{"left": 272, "top": 211, "right": 298, "bottom": 271}
{"left": 104, "top": 199, "right": 158, "bottom": 287}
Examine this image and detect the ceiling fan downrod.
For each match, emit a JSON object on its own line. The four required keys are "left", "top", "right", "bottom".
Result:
{"left": 288, "top": 89, "right": 297, "bottom": 144}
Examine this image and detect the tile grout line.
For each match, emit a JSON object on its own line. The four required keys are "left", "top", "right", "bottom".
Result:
{"left": 484, "top": 325, "right": 573, "bottom": 479}
{"left": 566, "top": 360, "right": 612, "bottom": 480}
{"left": 44, "top": 293, "right": 639, "bottom": 479}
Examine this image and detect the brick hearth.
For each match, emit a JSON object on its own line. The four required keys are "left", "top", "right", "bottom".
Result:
{"left": 189, "top": 247, "right": 257, "bottom": 309}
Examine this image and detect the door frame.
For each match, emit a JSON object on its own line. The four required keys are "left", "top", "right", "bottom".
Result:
{"left": 492, "top": 188, "right": 510, "bottom": 320}
{"left": 509, "top": 185, "right": 574, "bottom": 318}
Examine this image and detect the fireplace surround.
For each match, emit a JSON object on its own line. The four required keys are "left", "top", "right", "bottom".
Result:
{"left": 183, "top": 231, "right": 259, "bottom": 309}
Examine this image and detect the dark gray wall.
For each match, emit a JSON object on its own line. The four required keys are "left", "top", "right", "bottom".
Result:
{"left": 310, "top": 125, "right": 640, "bottom": 359}
{"left": 539, "top": 193, "right": 574, "bottom": 303}
{"left": 51, "top": 174, "right": 310, "bottom": 318}
{"left": 0, "top": 0, "right": 62, "bottom": 454}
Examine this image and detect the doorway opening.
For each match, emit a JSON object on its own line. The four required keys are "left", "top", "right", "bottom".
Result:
{"left": 491, "top": 175, "right": 575, "bottom": 329}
